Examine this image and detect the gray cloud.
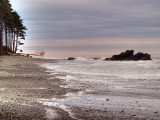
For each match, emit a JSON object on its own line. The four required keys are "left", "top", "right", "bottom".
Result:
{"left": 19, "top": 0, "right": 160, "bottom": 39}
{"left": 10, "top": 0, "right": 160, "bottom": 56}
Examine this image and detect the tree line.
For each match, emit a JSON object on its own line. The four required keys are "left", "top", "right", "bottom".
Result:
{"left": 0, "top": 0, "right": 27, "bottom": 55}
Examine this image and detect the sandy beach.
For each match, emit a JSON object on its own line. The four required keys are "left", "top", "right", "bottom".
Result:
{"left": 0, "top": 56, "right": 156, "bottom": 120}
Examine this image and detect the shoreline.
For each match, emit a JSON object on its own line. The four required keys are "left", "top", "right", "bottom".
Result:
{"left": 39, "top": 58, "right": 160, "bottom": 120}
{"left": 0, "top": 56, "right": 77, "bottom": 120}
{"left": 0, "top": 56, "right": 157, "bottom": 120}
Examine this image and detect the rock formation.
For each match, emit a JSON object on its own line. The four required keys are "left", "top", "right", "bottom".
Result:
{"left": 104, "top": 50, "right": 151, "bottom": 61}
{"left": 67, "top": 57, "right": 76, "bottom": 60}
{"left": 93, "top": 58, "right": 100, "bottom": 60}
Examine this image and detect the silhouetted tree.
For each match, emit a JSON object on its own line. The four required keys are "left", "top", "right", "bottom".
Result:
{"left": 0, "top": 0, "right": 27, "bottom": 55}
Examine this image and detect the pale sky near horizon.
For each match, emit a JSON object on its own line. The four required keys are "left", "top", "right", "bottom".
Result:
{"left": 10, "top": 0, "right": 160, "bottom": 57}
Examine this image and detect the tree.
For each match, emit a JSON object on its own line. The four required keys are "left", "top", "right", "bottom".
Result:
{"left": 11, "top": 11, "right": 27, "bottom": 53}
{"left": 0, "top": 0, "right": 5, "bottom": 55}
{"left": 0, "top": 0, "right": 27, "bottom": 55}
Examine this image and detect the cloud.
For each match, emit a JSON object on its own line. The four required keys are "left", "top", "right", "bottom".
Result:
{"left": 23, "top": 38, "right": 160, "bottom": 54}
{"left": 11, "top": 0, "right": 160, "bottom": 57}
{"left": 19, "top": 0, "right": 160, "bottom": 39}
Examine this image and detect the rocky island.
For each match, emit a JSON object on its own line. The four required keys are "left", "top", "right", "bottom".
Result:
{"left": 104, "top": 50, "right": 151, "bottom": 61}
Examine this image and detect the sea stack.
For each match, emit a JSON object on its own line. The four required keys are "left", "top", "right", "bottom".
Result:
{"left": 104, "top": 50, "right": 151, "bottom": 61}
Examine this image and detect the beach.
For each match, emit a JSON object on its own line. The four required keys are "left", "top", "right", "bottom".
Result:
{"left": 0, "top": 56, "right": 77, "bottom": 120}
{"left": 0, "top": 56, "right": 159, "bottom": 120}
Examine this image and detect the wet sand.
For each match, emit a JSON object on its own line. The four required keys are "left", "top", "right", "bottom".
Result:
{"left": 0, "top": 56, "right": 155, "bottom": 120}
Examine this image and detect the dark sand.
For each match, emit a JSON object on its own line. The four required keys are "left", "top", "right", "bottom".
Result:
{"left": 0, "top": 56, "right": 148, "bottom": 120}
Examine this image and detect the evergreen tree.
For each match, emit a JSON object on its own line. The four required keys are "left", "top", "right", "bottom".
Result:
{"left": 0, "top": 0, "right": 27, "bottom": 55}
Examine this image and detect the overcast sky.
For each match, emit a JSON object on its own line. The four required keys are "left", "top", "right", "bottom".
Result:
{"left": 10, "top": 0, "right": 160, "bottom": 57}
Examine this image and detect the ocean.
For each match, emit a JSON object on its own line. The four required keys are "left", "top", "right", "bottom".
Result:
{"left": 39, "top": 57, "right": 160, "bottom": 119}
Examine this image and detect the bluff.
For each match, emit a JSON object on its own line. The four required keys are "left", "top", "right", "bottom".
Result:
{"left": 104, "top": 50, "right": 151, "bottom": 61}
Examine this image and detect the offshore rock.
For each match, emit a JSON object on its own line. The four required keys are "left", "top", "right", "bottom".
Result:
{"left": 93, "top": 58, "right": 100, "bottom": 60}
{"left": 134, "top": 52, "right": 151, "bottom": 60}
{"left": 67, "top": 57, "right": 76, "bottom": 60}
{"left": 111, "top": 50, "right": 134, "bottom": 60}
{"left": 104, "top": 50, "right": 151, "bottom": 61}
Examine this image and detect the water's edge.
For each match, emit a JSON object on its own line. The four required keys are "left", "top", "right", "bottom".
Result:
{"left": 38, "top": 58, "right": 160, "bottom": 119}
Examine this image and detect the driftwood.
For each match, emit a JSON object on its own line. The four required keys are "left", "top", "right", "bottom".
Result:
{"left": 15, "top": 50, "right": 45, "bottom": 57}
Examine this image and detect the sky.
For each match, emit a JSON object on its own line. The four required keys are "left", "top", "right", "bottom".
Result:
{"left": 10, "top": 0, "right": 160, "bottom": 57}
